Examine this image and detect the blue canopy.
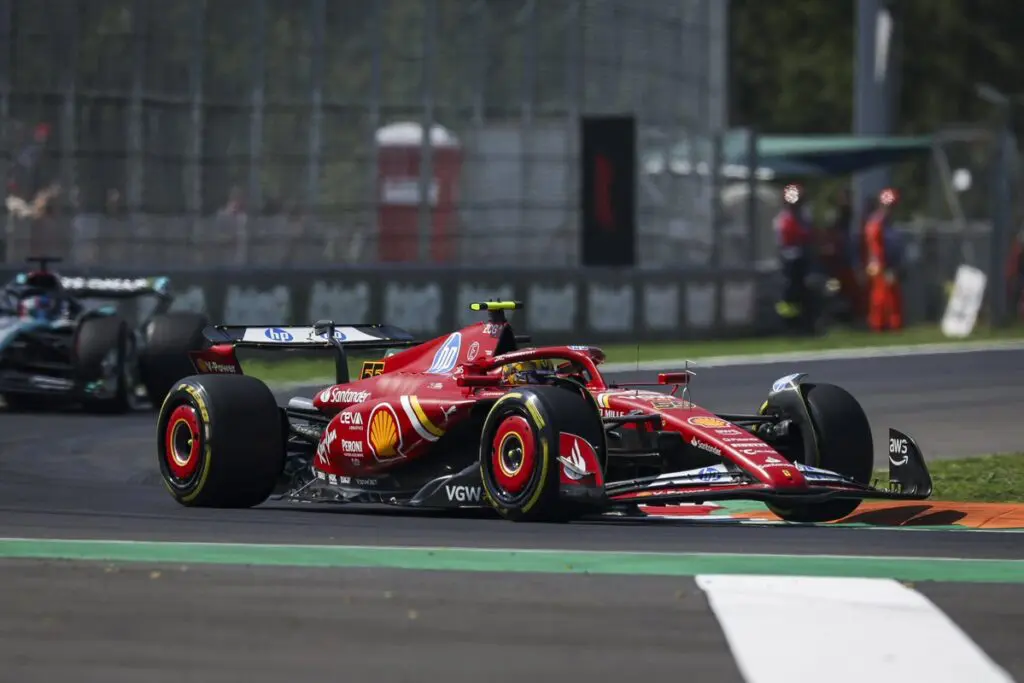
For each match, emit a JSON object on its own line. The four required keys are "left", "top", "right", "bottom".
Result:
{"left": 642, "top": 132, "right": 936, "bottom": 179}
{"left": 729, "top": 133, "right": 936, "bottom": 177}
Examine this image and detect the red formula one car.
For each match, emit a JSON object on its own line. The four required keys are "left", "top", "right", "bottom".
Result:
{"left": 157, "top": 301, "right": 933, "bottom": 523}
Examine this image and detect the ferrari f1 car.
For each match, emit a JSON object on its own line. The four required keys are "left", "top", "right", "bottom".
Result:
{"left": 157, "top": 301, "right": 933, "bottom": 523}
{"left": 0, "top": 257, "right": 209, "bottom": 412}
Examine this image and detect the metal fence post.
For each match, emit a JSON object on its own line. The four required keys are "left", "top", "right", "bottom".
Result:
{"left": 128, "top": 0, "right": 148, "bottom": 214}
{"left": 0, "top": 0, "right": 9, "bottom": 128}
{"left": 367, "top": 0, "right": 382, "bottom": 247}
{"left": 471, "top": 1, "right": 486, "bottom": 127}
{"left": 188, "top": 0, "right": 205, "bottom": 229}
{"left": 710, "top": 133, "right": 724, "bottom": 271}
{"left": 711, "top": 132, "right": 725, "bottom": 328}
{"left": 989, "top": 126, "right": 1012, "bottom": 327}
{"left": 519, "top": 0, "right": 537, "bottom": 256}
{"left": 248, "top": 0, "right": 267, "bottom": 216}
{"left": 521, "top": 0, "right": 536, "bottom": 126}
{"left": 417, "top": 0, "right": 437, "bottom": 263}
{"left": 307, "top": 0, "right": 325, "bottom": 212}
{"left": 60, "top": 1, "right": 79, "bottom": 208}
{"left": 707, "top": 0, "right": 729, "bottom": 134}
{"left": 746, "top": 128, "right": 759, "bottom": 266}
{"left": 565, "top": 0, "right": 582, "bottom": 267}
{"left": 0, "top": 0, "right": 8, "bottom": 264}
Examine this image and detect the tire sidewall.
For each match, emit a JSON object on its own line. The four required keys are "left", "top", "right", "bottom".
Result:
{"left": 802, "top": 383, "right": 874, "bottom": 484}
{"left": 478, "top": 390, "right": 555, "bottom": 519}
{"left": 157, "top": 380, "right": 214, "bottom": 504}
{"left": 763, "top": 382, "right": 873, "bottom": 522}
{"left": 156, "top": 374, "right": 286, "bottom": 508}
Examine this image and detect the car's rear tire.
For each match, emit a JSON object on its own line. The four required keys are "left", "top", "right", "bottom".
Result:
{"left": 478, "top": 384, "right": 606, "bottom": 522}
{"left": 140, "top": 312, "right": 209, "bottom": 406}
{"left": 75, "top": 314, "right": 132, "bottom": 414}
{"left": 763, "top": 382, "right": 873, "bottom": 523}
{"left": 157, "top": 374, "right": 285, "bottom": 508}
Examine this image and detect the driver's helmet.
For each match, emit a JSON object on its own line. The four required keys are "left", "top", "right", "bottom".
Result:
{"left": 19, "top": 294, "right": 59, "bottom": 321}
{"left": 502, "top": 358, "right": 555, "bottom": 385}
{"left": 23, "top": 271, "right": 62, "bottom": 292}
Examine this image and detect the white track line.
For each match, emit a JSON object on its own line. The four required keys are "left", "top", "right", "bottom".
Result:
{"left": 267, "top": 339, "right": 1024, "bottom": 389}
{"left": 600, "top": 338, "right": 1024, "bottom": 372}
{"left": 696, "top": 574, "right": 1014, "bottom": 683}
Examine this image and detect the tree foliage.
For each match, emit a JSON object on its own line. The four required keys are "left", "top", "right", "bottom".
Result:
{"left": 729, "top": 0, "right": 854, "bottom": 135}
{"left": 730, "top": 0, "right": 1024, "bottom": 136}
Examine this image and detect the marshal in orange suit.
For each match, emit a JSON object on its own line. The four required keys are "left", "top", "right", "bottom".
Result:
{"left": 863, "top": 188, "right": 903, "bottom": 331}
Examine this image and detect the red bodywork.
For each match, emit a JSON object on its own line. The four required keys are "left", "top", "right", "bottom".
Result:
{"left": 187, "top": 312, "right": 928, "bottom": 509}
{"left": 187, "top": 319, "right": 610, "bottom": 487}
{"left": 591, "top": 390, "right": 809, "bottom": 498}
{"left": 300, "top": 322, "right": 615, "bottom": 483}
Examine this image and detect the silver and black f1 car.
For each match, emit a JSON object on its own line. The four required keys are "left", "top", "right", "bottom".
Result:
{"left": 0, "top": 257, "right": 209, "bottom": 412}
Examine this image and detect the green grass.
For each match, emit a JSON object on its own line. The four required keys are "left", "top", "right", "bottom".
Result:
{"left": 873, "top": 453, "right": 1024, "bottom": 503}
{"left": 235, "top": 323, "right": 1024, "bottom": 385}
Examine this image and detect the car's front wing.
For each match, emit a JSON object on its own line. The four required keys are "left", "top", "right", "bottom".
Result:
{"left": 605, "top": 427, "right": 934, "bottom": 506}
{"left": 0, "top": 367, "right": 77, "bottom": 396}
{"left": 607, "top": 480, "right": 932, "bottom": 507}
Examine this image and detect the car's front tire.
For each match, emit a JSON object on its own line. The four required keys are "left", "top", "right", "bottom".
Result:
{"left": 762, "top": 382, "right": 873, "bottom": 523}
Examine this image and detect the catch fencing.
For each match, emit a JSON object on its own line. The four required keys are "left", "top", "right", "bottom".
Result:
{"left": 1, "top": 0, "right": 735, "bottom": 270}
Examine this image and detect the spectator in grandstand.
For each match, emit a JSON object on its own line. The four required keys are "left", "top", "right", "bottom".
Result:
{"left": 215, "top": 185, "right": 249, "bottom": 265}
{"left": 772, "top": 183, "right": 815, "bottom": 333}
{"left": 4, "top": 122, "right": 62, "bottom": 262}
{"left": 1007, "top": 228, "right": 1024, "bottom": 320}
{"left": 818, "top": 187, "right": 863, "bottom": 322}
{"left": 105, "top": 187, "right": 125, "bottom": 217}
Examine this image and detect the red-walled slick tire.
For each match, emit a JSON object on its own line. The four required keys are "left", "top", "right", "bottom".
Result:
{"left": 478, "top": 384, "right": 606, "bottom": 522}
{"left": 157, "top": 374, "right": 285, "bottom": 508}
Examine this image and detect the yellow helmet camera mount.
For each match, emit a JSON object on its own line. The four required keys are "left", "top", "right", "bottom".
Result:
{"left": 469, "top": 300, "right": 522, "bottom": 324}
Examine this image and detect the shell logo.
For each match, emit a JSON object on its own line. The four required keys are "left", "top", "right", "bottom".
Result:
{"left": 368, "top": 404, "right": 403, "bottom": 459}
{"left": 687, "top": 416, "right": 730, "bottom": 429}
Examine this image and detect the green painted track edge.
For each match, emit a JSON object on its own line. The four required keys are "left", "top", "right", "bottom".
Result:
{"left": 0, "top": 538, "right": 1022, "bottom": 583}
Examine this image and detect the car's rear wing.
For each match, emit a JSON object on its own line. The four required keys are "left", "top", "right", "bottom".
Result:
{"left": 204, "top": 321, "right": 417, "bottom": 349}
{"left": 203, "top": 320, "right": 420, "bottom": 384}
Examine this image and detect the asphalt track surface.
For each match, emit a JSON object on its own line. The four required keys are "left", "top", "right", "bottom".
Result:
{"left": 1, "top": 349, "right": 1023, "bottom": 554}
{"left": 1, "top": 349, "right": 1023, "bottom": 681}
{"left": 0, "top": 561, "right": 1021, "bottom": 682}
